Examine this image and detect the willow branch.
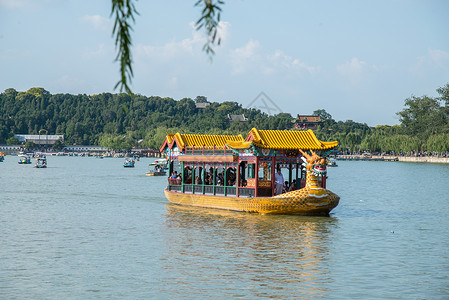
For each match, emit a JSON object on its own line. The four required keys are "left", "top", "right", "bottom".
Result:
{"left": 194, "top": 0, "right": 225, "bottom": 58}
{"left": 111, "top": 0, "right": 138, "bottom": 94}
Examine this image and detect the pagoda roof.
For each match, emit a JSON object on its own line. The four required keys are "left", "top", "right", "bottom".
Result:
{"left": 161, "top": 128, "right": 338, "bottom": 152}
{"left": 226, "top": 128, "right": 338, "bottom": 150}
{"left": 161, "top": 132, "right": 244, "bottom": 152}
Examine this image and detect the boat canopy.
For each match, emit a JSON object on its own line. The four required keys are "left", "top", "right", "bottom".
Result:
{"left": 161, "top": 128, "right": 338, "bottom": 152}
{"left": 160, "top": 132, "right": 244, "bottom": 152}
{"left": 226, "top": 128, "right": 338, "bottom": 150}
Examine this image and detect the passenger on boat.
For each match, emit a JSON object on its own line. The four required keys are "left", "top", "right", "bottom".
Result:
{"left": 217, "top": 173, "right": 224, "bottom": 186}
{"left": 274, "top": 168, "right": 284, "bottom": 195}
{"left": 195, "top": 176, "right": 202, "bottom": 184}
{"left": 171, "top": 171, "right": 179, "bottom": 179}
{"left": 289, "top": 179, "right": 297, "bottom": 191}
{"left": 204, "top": 173, "right": 213, "bottom": 185}
{"left": 284, "top": 181, "right": 289, "bottom": 192}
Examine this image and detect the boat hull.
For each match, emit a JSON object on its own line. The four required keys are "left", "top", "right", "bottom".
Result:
{"left": 146, "top": 171, "right": 167, "bottom": 176}
{"left": 164, "top": 189, "right": 339, "bottom": 215}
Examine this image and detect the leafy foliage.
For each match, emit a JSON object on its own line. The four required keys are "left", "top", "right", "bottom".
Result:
{"left": 311, "top": 84, "right": 449, "bottom": 153}
{"left": 0, "top": 88, "right": 293, "bottom": 149}
{"left": 1, "top": 84, "right": 448, "bottom": 153}
{"left": 111, "top": 0, "right": 138, "bottom": 93}
{"left": 194, "top": 0, "right": 224, "bottom": 57}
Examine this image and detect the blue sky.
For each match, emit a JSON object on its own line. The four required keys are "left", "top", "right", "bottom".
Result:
{"left": 1, "top": 0, "right": 448, "bottom": 126}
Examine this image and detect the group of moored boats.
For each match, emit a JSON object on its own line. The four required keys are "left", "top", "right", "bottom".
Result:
{"left": 2, "top": 151, "right": 167, "bottom": 173}
{"left": 1, "top": 152, "right": 48, "bottom": 168}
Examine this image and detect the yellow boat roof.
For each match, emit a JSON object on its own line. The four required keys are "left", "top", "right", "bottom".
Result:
{"left": 227, "top": 128, "right": 338, "bottom": 150}
{"left": 162, "top": 132, "right": 244, "bottom": 151}
{"left": 161, "top": 128, "right": 338, "bottom": 151}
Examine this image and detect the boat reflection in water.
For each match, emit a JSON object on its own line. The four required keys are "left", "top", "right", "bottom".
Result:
{"left": 162, "top": 205, "right": 338, "bottom": 298}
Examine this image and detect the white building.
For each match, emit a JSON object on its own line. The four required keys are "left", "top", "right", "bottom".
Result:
{"left": 14, "top": 134, "right": 64, "bottom": 145}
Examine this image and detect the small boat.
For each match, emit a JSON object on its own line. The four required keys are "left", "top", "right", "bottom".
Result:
{"left": 146, "top": 159, "right": 168, "bottom": 176}
{"left": 34, "top": 157, "right": 47, "bottom": 168}
{"left": 18, "top": 154, "right": 32, "bottom": 164}
{"left": 327, "top": 158, "right": 338, "bottom": 167}
{"left": 124, "top": 158, "right": 135, "bottom": 168}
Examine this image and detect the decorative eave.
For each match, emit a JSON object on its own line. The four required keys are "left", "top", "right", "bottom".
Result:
{"left": 235, "top": 128, "right": 338, "bottom": 151}
{"left": 159, "top": 133, "right": 176, "bottom": 153}
{"left": 161, "top": 132, "right": 244, "bottom": 152}
{"left": 161, "top": 128, "right": 338, "bottom": 154}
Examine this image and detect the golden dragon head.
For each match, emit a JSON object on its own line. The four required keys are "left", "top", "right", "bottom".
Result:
{"left": 299, "top": 149, "right": 328, "bottom": 177}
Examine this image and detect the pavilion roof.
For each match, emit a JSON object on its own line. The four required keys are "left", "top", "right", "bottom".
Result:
{"left": 161, "top": 128, "right": 338, "bottom": 152}
{"left": 226, "top": 128, "right": 338, "bottom": 150}
{"left": 161, "top": 132, "right": 244, "bottom": 152}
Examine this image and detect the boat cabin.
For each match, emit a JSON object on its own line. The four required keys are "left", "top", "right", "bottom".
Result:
{"left": 161, "top": 128, "right": 338, "bottom": 198}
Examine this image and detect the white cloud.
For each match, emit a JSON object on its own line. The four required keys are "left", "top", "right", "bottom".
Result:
{"left": 337, "top": 57, "right": 367, "bottom": 77}
{"left": 215, "top": 21, "right": 231, "bottom": 45}
{"left": 135, "top": 22, "right": 205, "bottom": 61}
{"left": 229, "top": 40, "right": 317, "bottom": 76}
{"left": 268, "top": 50, "right": 319, "bottom": 75}
{"left": 410, "top": 49, "right": 449, "bottom": 75}
{"left": 229, "top": 40, "right": 261, "bottom": 75}
{"left": 80, "top": 15, "right": 111, "bottom": 32}
{"left": 134, "top": 21, "right": 231, "bottom": 63}
{"left": 428, "top": 49, "right": 449, "bottom": 67}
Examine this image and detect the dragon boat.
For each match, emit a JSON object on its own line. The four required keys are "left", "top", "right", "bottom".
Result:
{"left": 162, "top": 128, "right": 340, "bottom": 215}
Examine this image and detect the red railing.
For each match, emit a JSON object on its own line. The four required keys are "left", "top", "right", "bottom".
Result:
{"left": 168, "top": 178, "right": 182, "bottom": 185}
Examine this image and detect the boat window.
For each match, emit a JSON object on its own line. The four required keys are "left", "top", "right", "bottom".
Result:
{"left": 215, "top": 167, "right": 225, "bottom": 186}
{"left": 258, "top": 161, "right": 271, "bottom": 181}
{"left": 239, "top": 162, "right": 247, "bottom": 187}
{"left": 183, "top": 166, "right": 192, "bottom": 184}
{"left": 226, "top": 167, "right": 236, "bottom": 186}
{"left": 194, "top": 166, "right": 203, "bottom": 185}
{"left": 247, "top": 163, "right": 255, "bottom": 179}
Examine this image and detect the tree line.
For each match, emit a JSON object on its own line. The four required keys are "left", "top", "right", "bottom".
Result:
{"left": 313, "top": 83, "right": 449, "bottom": 153}
{"left": 0, "top": 84, "right": 448, "bottom": 153}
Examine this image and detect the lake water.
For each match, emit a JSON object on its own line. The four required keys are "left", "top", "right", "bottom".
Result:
{"left": 1, "top": 156, "right": 448, "bottom": 299}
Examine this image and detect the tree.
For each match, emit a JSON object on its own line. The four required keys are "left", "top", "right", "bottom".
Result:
{"left": 313, "top": 109, "right": 332, "bottom": 120}
{"left": 52, "top": 139, "right": 64, "bottom": 150}
{"left": 436, "top": 83, "right": 449, "bottom": 122}
{"left": 24, "top": 141, "right": 36, "bottom": 150}
{"left": 3, "top": 88, "right": 17, "bottom": 98}
{"left": 195, "top": 96, "right": 208, "bottom": 103}
{"left": 437, "top": 83, "right": 449, "bottom": 107}
{"left": 111, "top": 0, "right": 224, "bottom": 93}
{"left": 397, "top": 95, "right": 445, "bottom": 137}
{"left": 6, "top": 136, "right": 19, "bottom": 145}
